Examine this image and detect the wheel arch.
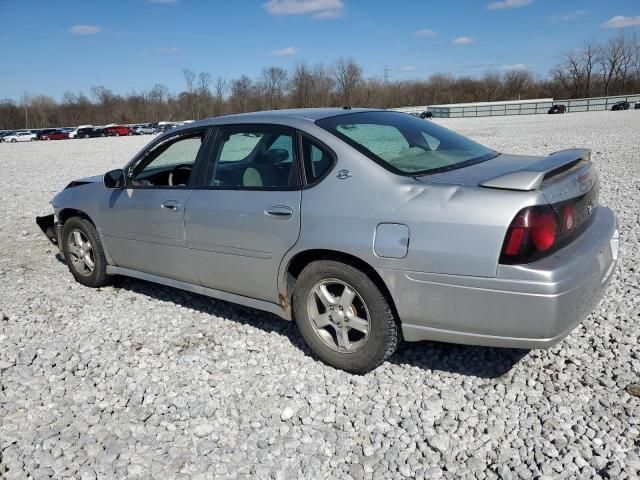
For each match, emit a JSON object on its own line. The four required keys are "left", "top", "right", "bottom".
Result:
{"left": 282, "top": 249, "right": 400, "bottom": 323}
{"left": 58, "top": 208, "right": 96, "bottom": 226}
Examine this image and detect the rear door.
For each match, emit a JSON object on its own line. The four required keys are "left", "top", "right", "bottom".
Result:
{"left": 184, "top": 124, "right": 302, "bottom": 303}
{"left": 99, "top": 128, "right": 209, "bottom": 283}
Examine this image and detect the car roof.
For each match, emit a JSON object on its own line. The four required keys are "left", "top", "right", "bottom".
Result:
{"left": 193, "top": 107, "right": 384, "bottom": 127}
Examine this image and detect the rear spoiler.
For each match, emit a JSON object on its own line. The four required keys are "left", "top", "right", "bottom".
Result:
{"left": 480, "top": 149, "right": 591, "bottom": 191}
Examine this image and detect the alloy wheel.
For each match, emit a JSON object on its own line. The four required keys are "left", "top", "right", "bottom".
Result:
{"left": 306, "top": 278, "right": 371, "bottom": 353}
{"left": 67, "top": 229, "right": 95, "bottom": 276}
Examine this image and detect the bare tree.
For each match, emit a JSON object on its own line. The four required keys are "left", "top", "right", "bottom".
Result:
{"left": 551, "top": 43, "right": 597, "bottom": 98}
{"left": 312, "top": 64, "right": 335, "bottom": 106}
{"left": 214, "top": 77, "right": 227, "bottom": 116}
{"left": 182, "top": 69, "right": 197, "bottom": 118}
{"left": 198, "top": 72, "right": 212, "bottom": 94}
{"left": 262, "top": 67, "right": 288, "bottom": 109}
{"left": 598, "top": 36, "right": 626, "bottom": 96}
{"left": 230, "top": 75, "right": 252, "bottom": 113}
{"left": 503, "top": 69, "right": 534, "bottom": 100}
{"left": 183, "top": 69, "right": 196, "bottom": 93}
{"left": 334, "top": 58, "right": 362, "bottom": 106}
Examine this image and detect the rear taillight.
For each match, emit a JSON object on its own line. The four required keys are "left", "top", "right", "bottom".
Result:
{"left": 501, "top": 183, "right": 598, "bottom": 265}
{"left": 500, "top": 205, "right": 558, "bottom": 264}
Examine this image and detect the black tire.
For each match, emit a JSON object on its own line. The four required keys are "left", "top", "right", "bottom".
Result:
{"left": 84, "top": 134, "right": 89, "bottom": 139}
{"left": 292, "top": 260, "right": 401, "bottom": 373}
{"left": 61, "top": 217, "right": 109, "bottom": 288}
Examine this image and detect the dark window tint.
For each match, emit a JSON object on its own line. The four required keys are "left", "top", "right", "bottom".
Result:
{"left": 301, "top": 136, "right": 333, "bottom": 184}
{"left": 206, "top": 125, "right": 299, "bottom": 189}
{"left": 317, "top": 111, "right": 497, "bottom": 176}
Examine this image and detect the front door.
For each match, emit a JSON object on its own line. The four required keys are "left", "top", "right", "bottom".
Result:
{"left": 184, "top": 124, "right": 302, "bottom": 303}
{"left": 100, "top": 130, "right": 208, "bottom": 283}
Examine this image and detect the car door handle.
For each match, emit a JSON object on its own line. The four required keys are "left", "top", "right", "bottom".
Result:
{"left": 160, "top": 200, "right": 182, "bottom": 211}
{"left": 264, "top": 205, "right": 293, "bottom": 219}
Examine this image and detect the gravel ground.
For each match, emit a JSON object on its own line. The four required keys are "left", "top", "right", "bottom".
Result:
{"left": 1, "top": 111, "right": 639, "bottom": 479}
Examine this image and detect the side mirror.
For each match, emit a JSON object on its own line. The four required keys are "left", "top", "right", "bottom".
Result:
{"left": 104, "top": 169, "right": 126, "bottom": 189}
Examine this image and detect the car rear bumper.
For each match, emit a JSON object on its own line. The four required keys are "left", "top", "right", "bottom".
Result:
{"left": 379, "top": 206, "right": 619, "bottom": 348}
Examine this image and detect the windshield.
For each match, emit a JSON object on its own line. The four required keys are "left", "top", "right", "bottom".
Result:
{"left": 317, "top": 111, "right": 497, "bottom": 175}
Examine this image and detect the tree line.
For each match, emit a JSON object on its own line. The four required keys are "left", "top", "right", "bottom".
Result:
{"left": 1, "top": 32, "right": 638, "bottom": 130}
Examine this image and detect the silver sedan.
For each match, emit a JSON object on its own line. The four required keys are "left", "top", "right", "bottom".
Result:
{"left": 37, "top": 109, "right": 618, "bottom": 372}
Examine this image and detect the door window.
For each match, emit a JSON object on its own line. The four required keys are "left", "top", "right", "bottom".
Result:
{"left": 130, "top": 132, "right": 204, "bottom": 187}
{"left": 206, "top": 126, "right": 299, "bottom": 189}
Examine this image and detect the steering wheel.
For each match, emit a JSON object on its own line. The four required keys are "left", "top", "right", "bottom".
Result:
{"left": 168, "top": 165, "right": 193, "bottom": 186}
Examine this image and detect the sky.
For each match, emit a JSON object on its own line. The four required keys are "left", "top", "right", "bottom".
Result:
{"left": 0, "top": 0, "right": 639, "bottom": 101}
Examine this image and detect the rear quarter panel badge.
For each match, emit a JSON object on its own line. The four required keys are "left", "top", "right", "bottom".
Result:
{"left": 337, "top": 169, "right": 352, "bottom": 179}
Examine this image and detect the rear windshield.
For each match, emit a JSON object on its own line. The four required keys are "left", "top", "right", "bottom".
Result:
{"left": 317, "top": 111, "right": 497, "bottom": 175}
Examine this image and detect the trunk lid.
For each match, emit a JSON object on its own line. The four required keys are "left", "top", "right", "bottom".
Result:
{"left": 422, "top": 148, "right": 598, "bottom": 207}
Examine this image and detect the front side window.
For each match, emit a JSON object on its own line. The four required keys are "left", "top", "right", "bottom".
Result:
{"left": 130, "top": 132, "right": 204, "bottom": 187}
{"left": 205, "top": 126, "right": 298, "bottom": 189}
{"left": 317, "top": 111, "right": 497, "bottom": 175}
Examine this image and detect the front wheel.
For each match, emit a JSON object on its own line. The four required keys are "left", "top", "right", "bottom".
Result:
{"left": 292, "top": 260, "right": 401, "bottom": 373}
{"left": 61, "top": 217, "right": 109, "bottom": 288}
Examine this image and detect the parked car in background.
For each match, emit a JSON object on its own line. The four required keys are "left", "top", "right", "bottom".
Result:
{"left": 35, "top": 129, "right": 58, "bottom": 140}
{"left": 548, "top": 104, "right": 566, "bottom": 114}
{"left": 419, "top": 111, "right": 433, "bottom": 119}
{"left": 0, "top": 130, "right": 15, "bottom": 140}
{"left": 3, "top": 131, "right": 37, "bottom": 142}
{"left": 41, "top": 129, "right": 70, "bottom": 141}
{"left": 611, "top": 101, "right": 630, "bottom": 111}
{"left": 133, "top": 124, "right": 157, "bottom": 135}
{"left": 76, "top": 127, "right": 106, "bottom": 139}
{"left": 106, "top": 125, "right": 133, "bottom": 137}
{"left": 36, "top": 108, "right": 618, "bottom": 373}
{"left": 634, "top": 101, "right": 640, "bottom": 110}
{"left": 68, "top": 129, "right": 79, "bottom": 139}
{"left": 157, "top": 122, "right": 178, "bottom": 132}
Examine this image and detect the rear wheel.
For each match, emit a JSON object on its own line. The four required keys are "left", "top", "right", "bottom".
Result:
{"left": 61, "top": 217, "right": 109, "bottom": 288}
{"left": 292, "top": 260, "right": 401, "bottom": 373}
{"left": 11, "top": 138, "right": 16, "bottom": 143}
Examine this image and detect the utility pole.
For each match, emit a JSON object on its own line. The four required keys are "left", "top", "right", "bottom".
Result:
{"left": 382, "top": 66, "right": 391, "bottom": 83}
{"left": 22, "top": 91, "right": 29, "bottom": 129}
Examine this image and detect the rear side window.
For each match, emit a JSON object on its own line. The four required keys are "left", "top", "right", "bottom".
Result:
{"left": 301, "top": 136, "right": 334, "bottom": 184}
{"left": 205, "top": 125, "right": 299, "bottom": 189}
{"left": 219, "top": 133, "right": 263, "bottom": 162}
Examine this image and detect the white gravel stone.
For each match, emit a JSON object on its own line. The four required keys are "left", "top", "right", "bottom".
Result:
{"left": 0, "top": 111, "right": 639, "bottom": 479}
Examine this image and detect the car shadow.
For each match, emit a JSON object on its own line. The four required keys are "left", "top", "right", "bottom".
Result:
{"left": 109, "top": 276, "right": 529, "bottom": 379}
